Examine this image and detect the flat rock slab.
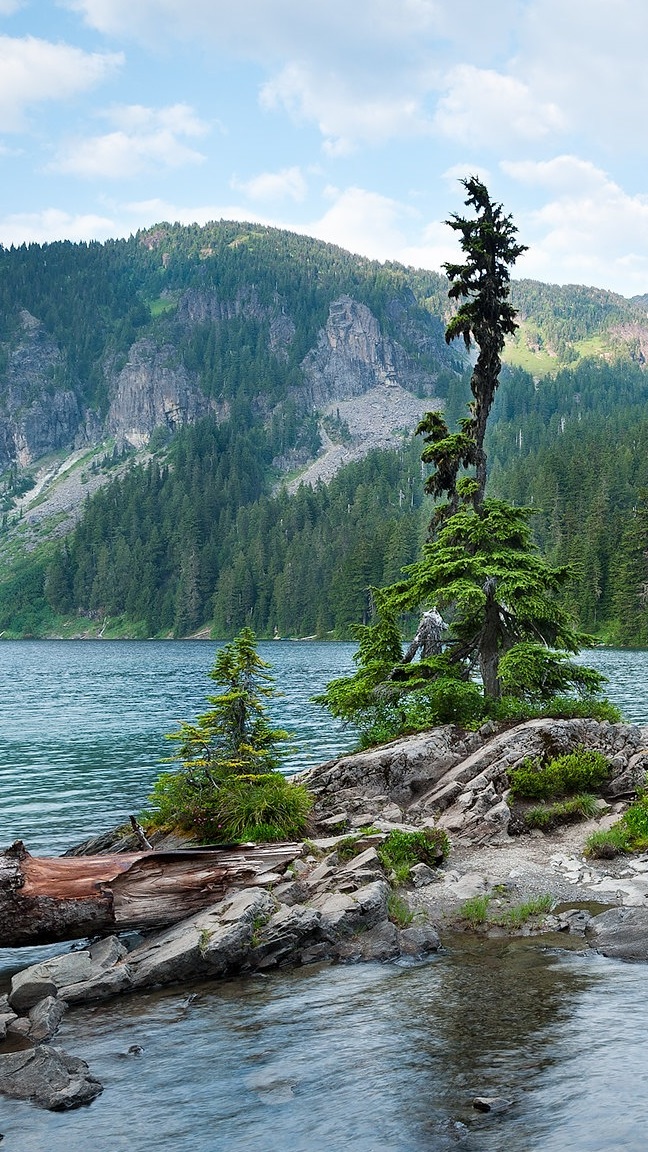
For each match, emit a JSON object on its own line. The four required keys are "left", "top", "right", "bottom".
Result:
{"left": 0, "top": 1046, "right": 103, "bottom": 1110}
{"left": 587, "top": 907, "right": 648, "bottom": 960}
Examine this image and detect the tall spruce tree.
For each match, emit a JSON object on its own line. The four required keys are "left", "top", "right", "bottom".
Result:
{"left": 318, "top": 179, "right": 605, "bottom": 734}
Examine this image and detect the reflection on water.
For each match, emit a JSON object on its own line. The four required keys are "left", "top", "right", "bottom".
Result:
{"left": 2, "top": 943, "right": 647, "bottom": 1152}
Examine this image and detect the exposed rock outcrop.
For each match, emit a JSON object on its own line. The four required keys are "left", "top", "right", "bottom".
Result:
{"left": 0, "top": 311, "right": 81, "bottom": 466}
{"left": 106, "top": 340, "right": 211, "bottom": 448}
{"left": 301, "top": 295, "right": 440, "bottom": 407}
{"left": 0, "top": 1046, "right": 102, "bottom": 1110}
{"left": 305, "top": 717, "right": 648, "bottom": 842}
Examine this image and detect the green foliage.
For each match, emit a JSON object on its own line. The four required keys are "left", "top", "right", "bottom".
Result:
{"left": 495, "top": 894, "right": 553, "bottom": 928}
{"left": 498, "top": 642, "right": 605, "bottom": 702}
{"left": 146, "top": 630, "right": 312, "bottom": 843}
{"left": 459, "top": 892, "right": 553, "bottom": 930}
{"left": 524, "top": 793, "right": 600, "bottom": 830}
{"left": 459, "top": 894, "right": 491, "bottom": 927}
{"left": 377, "top": 827, "right": 449, "bottom": 884}
{"left": 165, "top": 627, "right": 290, "bottom": 777}
{"left": 443, "top": 176, "right": 527, "bottom": 508}
{"left": 508, "top": 747, "right": 610, "bottom": 801}
{"left": 585, "top": 825, "right": 633, "bottom": 859}
{"left": 588, "top": 792, "right": 648, "bottom": 857}
{"left": 387, "top": 892, "right": 415, "bottom": 927}
{"left": 485, "top": 695, "right": 622, "bottom": 726}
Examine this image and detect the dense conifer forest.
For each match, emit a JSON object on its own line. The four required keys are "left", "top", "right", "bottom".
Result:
{"left": 1, "top": 221, "right": 648, "bottom": 642}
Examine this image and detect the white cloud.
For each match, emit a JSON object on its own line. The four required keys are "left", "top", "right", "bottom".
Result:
{"left": 0, "top": 35, "right": 122, "bottom": 131}
{"left": 0, "top": 1, "right": 24, "bottom": 13}
{"left": 51, "top": 104, "right": 209, "bottom": 179}
{"left": 307, "top": 186, "right": 415, "bottom": 261}
{"left": 504, "top": 157, "right": 648, "bottom": 294}
{"left": 260, "top": 64, "right": 431, "bottom": 154}
{"left": 434, "top": 65, "right": 565, "bottom": 149}
{"left": 61, "top": 0, "right": 648, "bottom": 159}
{"left": 0, "top": 207, "right": 119, "bottom": 245}
{"left": 65, "top": 1, "right": 452, "bottom": 150}
{"left": 232, "top": 165, "right": 307, "bottom": 203}
{"left": 519, "top": 0, "right": 648, "bottom": 150}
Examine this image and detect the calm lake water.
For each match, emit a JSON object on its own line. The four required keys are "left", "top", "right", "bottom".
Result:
{"left": 1, "top": 641, "right": 648, "bottom": 1150}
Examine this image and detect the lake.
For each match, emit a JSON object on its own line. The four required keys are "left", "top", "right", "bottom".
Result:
{"left": 1, "top": 641, "right": 647, "bottom": 1150}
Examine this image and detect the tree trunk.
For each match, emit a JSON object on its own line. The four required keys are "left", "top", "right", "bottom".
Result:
{"left": 479, "top": 577, "right": 502, "bottom": 699}
{"left": 0, "top": 839, "right": 301, "bottom": 948}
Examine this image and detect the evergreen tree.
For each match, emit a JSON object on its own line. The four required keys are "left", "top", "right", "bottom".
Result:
{"left": 146, "top": 629, "right": 312, "bottom": 843}
{"left": 319, "top": 180, "right": 605, "bottom": 727}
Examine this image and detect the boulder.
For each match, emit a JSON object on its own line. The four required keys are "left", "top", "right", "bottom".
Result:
{"left": 409, "top": 863, "right": 438, "bottom": 887}
{"left": 0, "top": 1046, "right": 102, "bottom": 1111}
{"left": 28, "top": 995, "right": 68, "bottom": 1042}
{"left": 9, "top": 937, "right": 128, "bottom": 1011}
{"left": 398, "top": 922, "right": 441, "bottom": 955}
{"left": 587, "top": 907, "right": 648, "bottom": 960}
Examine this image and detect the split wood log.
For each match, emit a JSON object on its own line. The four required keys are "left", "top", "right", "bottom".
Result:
{"left": 0, "top": 839, "right": 302, "bottom": 948}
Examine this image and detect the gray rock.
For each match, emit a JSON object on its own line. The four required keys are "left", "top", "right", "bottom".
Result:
{"left": 6, "top": 1018, "right": 31, "bottom": 1037}
{"left": 0, "top": 1046, "right": 102, "bottom": 1111}
{"left": 336, "top": 921, "right": 400, "bottom": 962}
{"left": 313, "top": 879, "right": 389, "bottom": 939}
{"left": 317, "top": 812, "right": 349, "bottom": 832}
{"left": 587, "top": 907, "right": 648, "bottom": 960}
{"left": 10, "top": 936, "right": 130, "bottom": 1010}
{"left": 410, "top": 863, "right": 438, "bottom": 887}
{"left": 252, "top": 904, "right": 322, "bottom": 969}
{"left": 380, "top": 803, "right": 403, "bottom": 823}
{"left": 130, "top": 888, "right": 275, "bottom": 986}
{"left": 338, "top": 847, "right": 384, "bottom": 879}
{"left": 272, "top": 879, "right": 310, "bottom": 906}
{"left": 473, "top": 1096, "right": 513, "bottom": 1113}
{"left": 28, "top": 996, "right": 67, "bottom": 1042}
{"left": 556, "top": 909, "right": 592, "bottom": 935}
{"left": 398, "top": 922, "right": 441, "bottom": 955}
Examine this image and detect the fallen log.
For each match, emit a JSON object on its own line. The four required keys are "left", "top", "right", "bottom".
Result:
{"left": 0, "top": 839, "right": 302, "bottom": 948}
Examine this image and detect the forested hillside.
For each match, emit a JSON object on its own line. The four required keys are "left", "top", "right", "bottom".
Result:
{"left": 1, "top": 221, "right": 648, "bottom": 641}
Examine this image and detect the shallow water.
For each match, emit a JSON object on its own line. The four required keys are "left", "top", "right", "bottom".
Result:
{"left": 2, "top": 641, "right": 648, "bottom": 1150}
{"left": 2, "top": 943, "right": 647, "bottom": 1152}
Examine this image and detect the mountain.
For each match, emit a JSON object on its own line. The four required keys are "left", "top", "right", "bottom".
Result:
{"left": 2, "top": 220, "right": 648, "bottom": 640}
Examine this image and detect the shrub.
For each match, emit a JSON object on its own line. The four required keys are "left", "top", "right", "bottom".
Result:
{"left": 508, "top": 747, "right": 610, "bottom": 801}
{"left": 335, "top": 834, "right": 365, "bottom": 863}
{"left": 147, "top": 769, "right": 312, "bottom": 844}
{"left": 487, "top": 695, "right": 622, "bottom": 727}
{"left": 524, "top": 793, "right": 600, "bottom": 830}
{"left": 585, "top": 792, "right": 648, "bottom": 858}
{"left": 377, "top": 827, "right": 450, "bottom": 885}
{"left": 459, "top": 892, "right": 553, "bottom": 930}
{"left": 495, "top": 894, "right": 553, "bottom": 928}
{"left": 585, "top": 826, "right": 631, "bottom": 859}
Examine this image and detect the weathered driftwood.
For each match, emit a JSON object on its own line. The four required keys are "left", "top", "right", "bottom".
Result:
{"left": 0, "top": 840, "right": 301, "bottom": 948}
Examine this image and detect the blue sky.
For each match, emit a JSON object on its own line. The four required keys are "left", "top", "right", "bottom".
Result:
{"left": 2, "top": 1, "right": 648, "bottom": 295}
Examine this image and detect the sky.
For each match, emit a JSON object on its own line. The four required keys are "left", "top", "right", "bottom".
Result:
{"left": 1, "top": 1, "right": 648, "bottom": 296}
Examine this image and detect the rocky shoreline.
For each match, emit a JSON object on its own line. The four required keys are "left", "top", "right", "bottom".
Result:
{"left": 4, "top": 715, "right": 648, "bottom": 1111}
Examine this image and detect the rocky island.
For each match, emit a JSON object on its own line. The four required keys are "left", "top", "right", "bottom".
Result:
{"left": 3, "top": 714, "right": 648, "bottom": 1112}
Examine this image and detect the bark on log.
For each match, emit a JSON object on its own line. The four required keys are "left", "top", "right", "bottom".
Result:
{"left": 0, "top": 840, "right": 301, "bottom": 948}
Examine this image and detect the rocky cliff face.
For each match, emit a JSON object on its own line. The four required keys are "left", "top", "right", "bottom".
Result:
{"left": 0, "top": 288, "right": 449, "bottom": 473}
{"left": 300, "top": 295, "right": 443, "bottom": 406}
{"left": 105, "top": 340, "right": 211, "bottom": 449}
{"left": 0, "top": 312, "right": 81, "bottom": 467}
